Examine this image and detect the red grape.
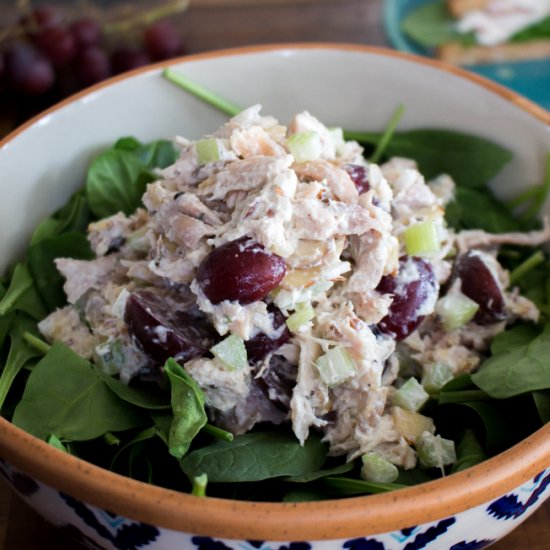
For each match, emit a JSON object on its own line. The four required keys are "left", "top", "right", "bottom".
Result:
{"left": 245, "top": 306, "right": 291, "bottom": 364}
{"left": 343, "top": 164, "right": 370, "bottom": 194}
{"left": 453, "top": 251, "right": 506, "bottom": 324}
{"left": 376, "top": 256, "right": 438, "bottom": 340}
{"left": 5, "top": 43, "right": 55, "bottom": 96}
{"left": 124, "top": 290, "right": 217, "bottom": 365}
{"left": 76, "top": 47, "right": 111, "bottom": 86}
{"left": 197, "top": 238, "right": 287, "bottom": 305}
{"left": 35, "top": 26, "right": 76, "bottom": 66}
{"left": 143, "top": 20, "right": 183, "bottom": 60}
{"left": 70, "top": 18, "right": 102, "bottom": 48}
{"left": 111, "top": 47, "right": 152, "bottom": 74}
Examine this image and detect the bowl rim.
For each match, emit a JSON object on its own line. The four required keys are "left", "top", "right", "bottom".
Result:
{"left": 0, "top": 42, "right": 549, "bottom": 541}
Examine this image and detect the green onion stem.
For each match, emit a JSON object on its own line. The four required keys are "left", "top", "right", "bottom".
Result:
{"left": 163, "top": 69, "right": 242, "bottom": 117}
{"left": 509, "top": 250, "right": 545, "bottom": 286}
{"left": 191, "top": 473, "right": 208, "bottom": 497}
{"left": 202, "top": 423, "right": 234, "bottom": 442}
{"left": 506, "top": 186, "right": 540, "bottom": 210}
{"left": 23, "top": 332, "right": 51, "bottom": 355}
{"left": 369, "top": 104, "right": 405, "bottom": 164}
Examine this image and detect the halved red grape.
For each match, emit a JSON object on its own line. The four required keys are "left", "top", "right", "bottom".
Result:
{"left": 376, "top": 256, "right": 438, "bottom": 340}
{"left": 21, "top": 6, "right": 63, "bottom": 36}
{"left": 245, "top": 306, "right": 291, "bottom": 364}
{"left": 343, "top": 163, "right": 370, "bottom": 194}
{"left": 124, "top": 290, "right": 217, "bottom": 365}
{"left": 143, "top": 20, "right": 183, "bottom": 60}
{"left": 453, "top": 251, "right": 506, "bottom": 324}
{"left": 5, "top": 43, "right": 55, "bottom": 96}
{"left": 196, "top": 238, "right": 287, "bottom": 305}
{"left": 255, "top": 354, "right": 298, "bottom": 411}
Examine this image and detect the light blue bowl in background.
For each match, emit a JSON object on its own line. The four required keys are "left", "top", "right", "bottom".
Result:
{"left": 383, "top": 0, "right": 550, "bottom": 111}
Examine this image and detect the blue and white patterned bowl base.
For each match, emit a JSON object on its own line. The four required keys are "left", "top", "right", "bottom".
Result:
{"left": 1, "top": 459, "right": 549, "bottom": 550}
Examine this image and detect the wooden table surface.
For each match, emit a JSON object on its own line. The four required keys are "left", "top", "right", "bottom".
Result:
{"left": 0, "top": 0, "right": 549, "bottom": 548}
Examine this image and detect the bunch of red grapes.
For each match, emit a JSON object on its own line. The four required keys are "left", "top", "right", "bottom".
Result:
{"left": 0, "top": 4, "right": 184, "bottom": 125}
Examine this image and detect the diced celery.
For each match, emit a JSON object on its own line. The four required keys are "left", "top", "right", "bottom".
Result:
{"left": 195, "top": 138, "right": 221, "bottom": 164}
{"left": 392, "top": 377, "right": 430, "bottom": 412}
{"left": 435, "top": 291, "right": 479, "bottom": 331}
{"left": 315, "top": 346, "right": 355, "bottom": 387}
{"left": 286, "top": 302, "right": 315, "bottom": 332}
{"left": 287, "top": 131, "right": 322, "bottom": 163}
{"left": 422, "top": 363, "right": 454, "bottom": 394}
{"left": 191, "top": 473, "right": 208, "bottom": 497}
{"left": 416, "top": 432, "right": 457, "bottom": 470}
{"left": 403, "top": 221, "right": 440, "bottom": 256}
{"left": 361, "top": 452, "right": 399, "bottom": 483}
{"left": 392, "top": 406, "right": 435, "bottom": 445}
{"left": 210, "top": 334, "right": 247, "bottom": 370}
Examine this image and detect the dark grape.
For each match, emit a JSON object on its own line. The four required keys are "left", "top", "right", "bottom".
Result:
{"left": 255, "top": 354, "right": 298, "bottom": 411}
{"left": 21, "top": 6, "right": 63, "bottom": 36}
{"left": 143, "top": 20, "right": 183, "bottom": 60}
{"left": 343, "top": 163, "right": 370, "bottom": 194}
{"left": 76, "top": 47, "right": 111, "bottom": 86}
{"left": 245, "top": 306, "right": 291, "bottom": 364}
{"left": 0, "top": 51, "right": 5, "bottom": 88}
{"left": 453, "top": 251, "right": 506, "bottom": 324}
{"left": 197, "top": 238, "right": 287, "bottom": 305}
{"left": 376, "top": 256, "right": 438, "bottom": 340}
{"left": 111, "top": 47, "right": 152, "bottom": 74}
{"left": 69, "top": 18, "right": 102, "bottom": 48}
{"left": 35, "top": 26, "right": 76, "bottom": 66}
{"left": 5, "top": 43, "right": 55, "bottom": 96}
{"left": 124, "top": 290, "right": 217, "bottom": 365}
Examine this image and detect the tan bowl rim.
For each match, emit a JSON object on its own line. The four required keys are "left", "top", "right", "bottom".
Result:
{"left": 1, "top": 43, "right": 549, "bottom": 542}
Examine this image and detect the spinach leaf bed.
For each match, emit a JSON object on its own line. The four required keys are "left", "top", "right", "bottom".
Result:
{"left": 1, "top": 98, "right": 549, "bottom": 503}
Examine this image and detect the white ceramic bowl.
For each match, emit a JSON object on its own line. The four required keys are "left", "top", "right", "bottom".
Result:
{"left": 0, "top": 44, "right": 549, "bottom": 550}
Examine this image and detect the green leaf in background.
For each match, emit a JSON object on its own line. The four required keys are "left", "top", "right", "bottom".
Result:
{"left": 164, "top": 359, "right": 207, "bottom": 459}
{"left": 136, "top": 140, "right": 178, "bottom": 169}
{"left": 12, "top": 343, "right": 146, "bottom": 441}
{"left": 0, "top": 314, "right": 43, "bottom": 411}
{"left": 0, "top": 264, "right": 33, "bottom": 317}
{"left": 490, "top": 323, "right": 540, "bottom": 355}
{"left": 114, "top": 137, "right": 142, "bottom": 152}
{"left": 472, "top": 324, "right": 550, "bottom": 398}
{"left": 180, "top": 431, "right": 327, "bottom": 483}
{"left": 110, "top": 426, "right": 158, "bottom": 470}
{"left": 401, "top": 1, "right": 460, "bottom": 47}
{"left": 284, "top": 461, "right": 354, "bottom": 483}
{"left": 27, "top": 232, "right": 94, "bottom": 312}
{"left": 86, "top": 149, "right": 156, "bottom": 219}
{"left": 451, "top": 429, "right": 487, "bottom": 473}
{"left": 321, "top": 476, "right": 407, "bottom": 496}
{"left": 511, "top": 15, "right": 550, "bottom": 43}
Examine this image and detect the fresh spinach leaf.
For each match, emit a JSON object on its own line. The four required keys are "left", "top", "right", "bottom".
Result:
{"left": 110, "top": 426, "right": 158, "bottom": 470}
{"left": 490, "top": 323, "right": 540, "bottom": 354}
{"left": 349, "top": 129, "right": 512, "bottom": 189}
{"left": 114, "top": 137, "right": 142, "bottom": 152}
{"left": 86, "top": 149, "right": 156, "bottom": 219}
{"left": 451, "top": 429, "right": 487, "bottom": 473}
{"left": 164, "top": 359, "right": 207, "bottom": 459}
{"left": 136, "top": 140, "right": 178, "bottom": 169}
{"left": 284, "top": 461, "right": 354, "bottom": 483}
{"left": 47, "top": 434, "right": 69, "bottom": 453}
{"left": 450, "top": 187, "right": 521, "bottom": 233}
{"left": 472, "top": 324, "right": 550, "bottom": 398}
{"left": 321, "top": 476, "right": 407, "bottom": 496}
{"left": 12, "top": 342, "right": 146, "bottom": 441}
{"left": 533, "top": 390, "right": 550, "bottom": 423}
{"left": 99, "top": 373, "right": 171, "bottom": 410}
{"left": 0, "top": 264, "right": 33, "bottom": 317}
{"left": 27, "top": 232, "right": 94, "bottom": 311}
{"left": 511, "top": 15, "right": 550, "bottom": 43}
{"left": 180, "top": 431, "right": 326, "bottom": 483}
{"left": 0, "top": 314, "right": 43, "bottom": 410}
